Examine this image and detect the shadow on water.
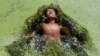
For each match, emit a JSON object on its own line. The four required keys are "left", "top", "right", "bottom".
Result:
{"left": 5, "top": 4, "right": 94, "bottom": 56}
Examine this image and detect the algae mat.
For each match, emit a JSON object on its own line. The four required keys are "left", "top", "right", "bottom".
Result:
{"left": 0, "top": 0, "right": 100, "bottom": 56}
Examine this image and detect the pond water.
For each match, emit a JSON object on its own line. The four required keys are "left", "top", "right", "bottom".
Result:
{"left": 0, "top": 0, "right": 100, "bottom": 56}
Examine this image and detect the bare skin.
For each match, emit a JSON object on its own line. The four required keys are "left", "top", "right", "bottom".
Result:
{"left": 42, "top": 22, "right": 61, "bottom": 41}
{"left": 34, "top": 9, "right": 70, "bottom": 41}
{"left": 41, "top": 9, "right": 62, "bottom": 41}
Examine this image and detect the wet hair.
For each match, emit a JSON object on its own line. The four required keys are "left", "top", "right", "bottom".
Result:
{"left": 43, "top": 7, "right": 58, "bottom": 17}
{"left": 43, "top": 7, "right": 61, "bottom": 24}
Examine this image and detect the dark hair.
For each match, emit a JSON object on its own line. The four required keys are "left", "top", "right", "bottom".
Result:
{"left": 43, "top": 7, "right": 61, "bottom": 24}
{"left": 44, "top": 7, "right": 58, "bottom": 17}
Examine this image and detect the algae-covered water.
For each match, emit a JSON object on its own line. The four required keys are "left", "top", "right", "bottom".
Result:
{"left": 0, "top": 0, "right": 100, "bottom": 56}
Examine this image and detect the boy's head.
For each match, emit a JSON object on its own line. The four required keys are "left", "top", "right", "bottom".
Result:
{"left": 44, "top": 7, "right": 58, "bottom": 19}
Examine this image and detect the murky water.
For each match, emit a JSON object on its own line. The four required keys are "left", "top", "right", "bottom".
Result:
{"left": 0, "top": 0, "right": 100, "bottom": 56}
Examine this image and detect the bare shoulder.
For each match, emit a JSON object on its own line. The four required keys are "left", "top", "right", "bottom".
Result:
{"left": 40, "top": 23, "right": 45, "bottom": 26}
{"left": 40, "top": 23, "right": 47, "bottom": 29}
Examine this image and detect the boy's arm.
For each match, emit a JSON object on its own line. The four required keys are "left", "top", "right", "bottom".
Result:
{"left": 60, "top": 26, "right": 71, "bottom": 36}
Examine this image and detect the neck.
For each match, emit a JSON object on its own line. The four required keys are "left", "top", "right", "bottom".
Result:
{"left": 48, "top": 18, "right": 55, "bottom": 24}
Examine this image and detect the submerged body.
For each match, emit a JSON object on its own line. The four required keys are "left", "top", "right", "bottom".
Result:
{"left": 29, "top": 8, "right": 88, "bottom": 56}
{"left": 40, "top": 8, "right": 70, "bottom": 42}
